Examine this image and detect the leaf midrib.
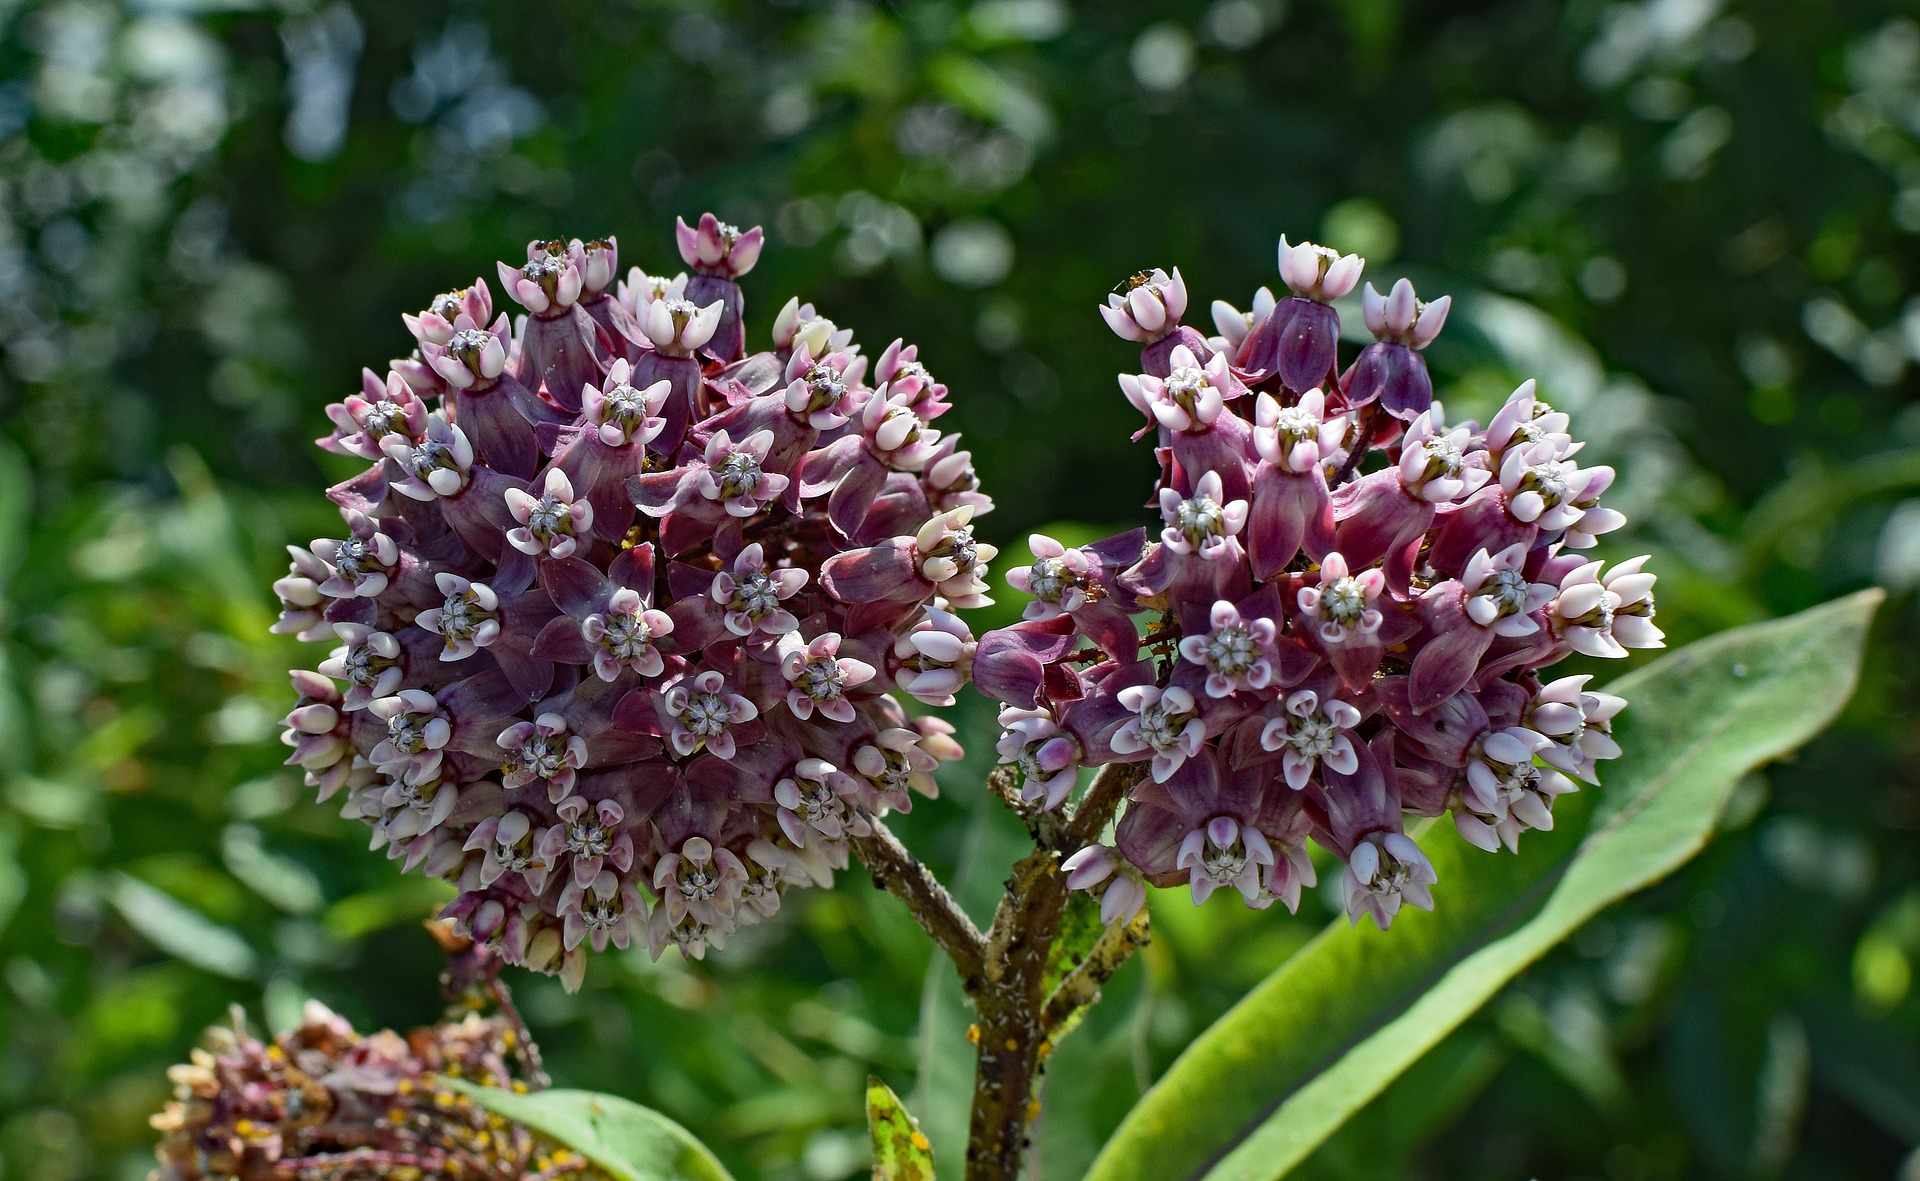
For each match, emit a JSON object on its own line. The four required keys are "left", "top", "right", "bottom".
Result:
{"left": 1172, "top": 611, "right": 1843, "bottom": 1181}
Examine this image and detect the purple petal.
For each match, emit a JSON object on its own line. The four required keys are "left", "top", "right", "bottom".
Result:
{"left": 972, "top": 615, "right": 1079, "bottom": 709}
{"left": 532, "top": 614, "right": 594, "bottom": 663}
{"left": 1248, "top": 465, "right": 1333, "bottom": 582}
{"left": 1331, "top": 469, "right": 1434, "bottom": 577}
{"left": 1373, "top": 675, "right": 1485, "bottom": 765}
{"left": 492, "top": 643, "right": 555, "bottom": 705}
{"left": 826, "top": 455, "right": 889, "bottom": 538}
{"left": 453, "top": 386, "right": 539, "bottom": 479}
{"left": 1345, "top": 341, "right": 1433, "bottom": 420}
{"left": 819, "top": 539, "right": 925, "bottom": 605}
{"left": 542, "top": 557, "right": 613, "bottom": 619}
{"left": 517, "top": 306, "right": 603, "bottom": 414}
{"left": 1408, "top": 591, "right": 1496, "bottom": 713}
{"left": 1114, "top": 796, "right": 1192, "bottom": 884}
{"left": 1427, "top": 490, "right": 1539, "bottom": 579}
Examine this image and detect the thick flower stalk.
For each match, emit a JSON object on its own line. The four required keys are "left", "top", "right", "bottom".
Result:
{"left": 150, "top": 1003, "right": 579, "bottom": 1181}
{"left": 279, "top": 217, "right": 989, "bottom": 990}
{"left": 978, "top": 242, "right": 1662, "bottom": 930}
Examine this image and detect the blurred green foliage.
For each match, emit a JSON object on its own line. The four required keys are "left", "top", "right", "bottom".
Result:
{"left": 0, "top": 1, "right": 1917, "bottom": 1179}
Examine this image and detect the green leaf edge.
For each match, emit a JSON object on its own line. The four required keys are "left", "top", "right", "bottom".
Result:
{"left": 443, "top": 1080, "right": 737, "bottom": 1181}
{"left": 1087, "top": 589, "right": 1883, "bottom": 1181}
{"left": 868, "top": 1074, "right": 938, "bottom": 1180}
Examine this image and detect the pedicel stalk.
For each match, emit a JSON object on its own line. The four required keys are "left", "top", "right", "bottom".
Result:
{"left": 273, "top": 219, "right": 1658, "bottom": 1180}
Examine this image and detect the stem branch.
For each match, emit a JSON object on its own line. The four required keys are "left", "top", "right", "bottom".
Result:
{"left": 1334, "top": 404, "right": 1380, "bottom": 487}
{"left": 1042, "top": 910, "right": 1151, "bottom": 1033}
{"left": 849, "top": 762, "right": 1150, "bottom": 1180}
{"left": 963, "top": 761, "right": 1147, "bottom": 1181}
{"left": 851, "top": 819, "right": 989, "bottom": 993}
{"left": 487, "top": 976, "right": 550, "bottom": 1089}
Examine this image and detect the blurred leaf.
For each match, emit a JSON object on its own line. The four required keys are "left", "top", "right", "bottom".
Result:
{"left": 445, "top": 1083, "right": 736, "bottom": 1181}
{"left": 1806, "top": 1007, "right": 1920, "bottom": 1144}
{"left": 867, "top": 1075, "right": 937, "bottom": 1180}
{"left": 107, "top": 873, "right": 257, "bottom": 980}
{"left": 4, "top": 775, "right": 100, "bottom": 829}
{"left": 1743, "top": 450, "right": 1920, "bottom": 575}
{"left": 0, "top": 437, "right": 27, "bottom": 589}
{"left": 321, "top": 876, "right": 455, "bottom": 941}
{"left": 74, "top": 706, "right": 163, "bottom": 771}
{"left": 1087, "top": 590, "right": 1881, "bottom": 1181}
{"left": 70, "top": 965, "right": 189, "bottom": 1068}
{"left": 1854, "top": 887, "right": 1920, "bottom": 1012}
{"left": 0, "top": 817, "right": 23, "bottom": 935}
{"left": 1296, "top": 1029, "right": 1508, "bottom": 1181}
{"left": 912, "top": 949, "right": 975, "bottom": 1178}
{"left": 221, "top": 824, "right": 325, "bottom": 915}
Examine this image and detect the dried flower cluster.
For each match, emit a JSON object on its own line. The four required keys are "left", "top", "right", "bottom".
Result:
{"left": 981, "top": 241, "right": 1662, "bottom": 929}
{"left": 276, "top": 215, "right": 989, "bottom": 986}
{"left": 150, "top": 1003, "right": 575, "bottom": 1181}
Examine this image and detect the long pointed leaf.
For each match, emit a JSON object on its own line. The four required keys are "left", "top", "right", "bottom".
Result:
{"left": 868, "top": 1075, "right": 939, "bottom": 1179}
{"left": 444, "top": 1082, "right": 736, "bottom": 1181}
{"left": 1086, "top": 590, "right": 1881, "bottom": 1181}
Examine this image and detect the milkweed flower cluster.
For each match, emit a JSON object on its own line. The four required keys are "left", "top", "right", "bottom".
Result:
{"left": 277, "top": 216, "right": 987, "bottom": 987}
{"left": 982, "top": 241, "right": 1662, "bottom": 930}
{"left": 150, "top": 1003, "right": 583, "bottom": 1181}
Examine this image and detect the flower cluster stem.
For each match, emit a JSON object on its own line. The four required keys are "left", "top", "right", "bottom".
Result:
{"left": 486, "top": 976, "right": 550, "bottom": 1089}
{"left": 966, "top": 762, "right": 1147, "bottom": 1181}
{"left": 851, "top": 820, "right": 989, "bottom": 992}
{"left": 1333, "top": 403, "right": 1380, "bottom": 486}
{"left": 849, "top": 762, "right": 1148, "bottom": 1179}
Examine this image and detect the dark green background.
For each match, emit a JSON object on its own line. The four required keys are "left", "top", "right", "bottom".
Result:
{"left": 1, "top": 1, "right": 1916, "bottom": 1178}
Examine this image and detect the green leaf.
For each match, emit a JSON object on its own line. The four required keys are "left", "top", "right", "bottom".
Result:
{"left": 867, "top": 1075, "right": 937, "bottom": 1180}
{"left": 1086, "top": 590, "right": 1881, "bottom": 1181}
{"left": 443, "top": 1082, "right": 736, "bottom": 1181}
{"left": 108, "top": 872, "right": 257, "bottom": 979}
{"left": 320, "top": 875, "right": 455, "bottom": 941}
{"left": 0, "top": 817, "right": 25, "bottom": 936}
{"left": 1039, "top": 891, "right": 1122, "bottom": 1044}
{"left": 0, "top": 437, "right": 28, "bottom": 591}
{"left": 1042, "top": 888, "right": 1107, "bottom": 1000}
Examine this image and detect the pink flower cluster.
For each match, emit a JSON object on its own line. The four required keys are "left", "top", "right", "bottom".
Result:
{"left": 979, "top": 242, "right": 1662, "bottom": 930}
{"left": 277, "top": 216, "right": 988, "bottom": 986}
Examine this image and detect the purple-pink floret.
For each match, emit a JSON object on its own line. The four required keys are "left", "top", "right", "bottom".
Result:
{"left": 279, "top": 219, "right": 991, "bottom": 990}
{"left": 980, "top": 237, "right": 1661, "bottom": 931}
